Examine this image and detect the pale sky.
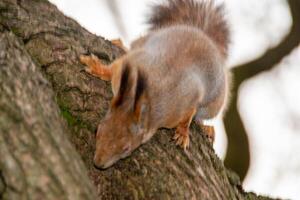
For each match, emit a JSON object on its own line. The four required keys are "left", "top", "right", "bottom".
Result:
{"left": 49, "top": 0, "right": 299, "bottom": 199}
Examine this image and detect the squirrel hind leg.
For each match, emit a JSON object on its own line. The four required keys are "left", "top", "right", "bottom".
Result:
{"left": 80, "top": 54, "right": 112, "bottom": 81}
{"left": 194, "top": 117, "right": 215, "bottom": 143}
{"left": 173, "top": 108, "right": 196, "bottom": 150}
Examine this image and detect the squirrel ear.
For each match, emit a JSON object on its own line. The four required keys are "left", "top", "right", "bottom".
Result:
{"left": 111, "top": 63, "right": 131, "bottom": 108}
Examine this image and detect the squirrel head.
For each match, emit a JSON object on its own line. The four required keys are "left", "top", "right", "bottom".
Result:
{"left": 94, "top": 61, "right": 150, "bottom": 169}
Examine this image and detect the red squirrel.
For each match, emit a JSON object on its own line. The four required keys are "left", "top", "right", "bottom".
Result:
{"left": 80, "top": 0, "right": 230, "bottom": 169}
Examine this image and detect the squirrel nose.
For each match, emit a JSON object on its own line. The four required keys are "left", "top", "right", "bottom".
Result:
{"left": 93, "top": 156, "right": 105, "bottom": 169}
{"left": 93, "top": 162, "right": 105, "bottom": 170}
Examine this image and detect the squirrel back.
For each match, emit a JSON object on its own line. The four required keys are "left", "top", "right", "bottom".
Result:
{"left": 148, "top": 0, "right": 229, "bottom": 57}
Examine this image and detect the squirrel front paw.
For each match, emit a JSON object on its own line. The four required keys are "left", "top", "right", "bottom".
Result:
{"left": 79, "top": 54, "right": 112, "bottom": 81}
{"left": 173, "top": 126, "right": 190, "bottom": 150}
{"left": 80, "top": 54, "right": 100, "bottom": 74}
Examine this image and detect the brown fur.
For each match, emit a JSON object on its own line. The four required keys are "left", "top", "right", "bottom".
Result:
{"left": 80, "top": 0, "right": 231, "bottom": 169}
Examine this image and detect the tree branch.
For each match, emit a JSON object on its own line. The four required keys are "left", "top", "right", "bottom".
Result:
{"left": 0, "top": 29, "right": 96, "bottom": 199}
{"left": 0, "top": 0, "right": 275, "bottom": 199}
{"left": 224, "top": 0, "right": 300, "bottom": 179}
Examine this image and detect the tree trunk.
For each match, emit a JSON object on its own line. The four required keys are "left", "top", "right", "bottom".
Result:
{"left": 224, "top": 0, "right": 300, "bottom": 180}
{"left": 0, "top": 0, "right": 273, "bottom": 199}
{"left": 0, "top": 29, "right": 96, "bottom": 199}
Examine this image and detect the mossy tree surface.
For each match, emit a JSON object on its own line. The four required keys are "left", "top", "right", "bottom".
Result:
{"left": 0, "top": 0, "right": 274, "bottom": 199}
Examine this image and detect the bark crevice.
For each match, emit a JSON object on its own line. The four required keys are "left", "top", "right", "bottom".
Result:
{"left": 0, "top": 171, "right": 7, "bottom": 198}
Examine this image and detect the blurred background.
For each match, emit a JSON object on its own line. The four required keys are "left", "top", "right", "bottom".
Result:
{"left": 48, "top": 0, "right": 300, "bottom": 199}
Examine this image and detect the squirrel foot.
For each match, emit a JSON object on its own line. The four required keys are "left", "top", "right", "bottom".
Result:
{"left": 80, "top": 54, "right": 112, "bottom": 81}
{"left": 201, "top": 125, "right": 215, "bottom": 143}
{"left": 173, "top": 126, "right": 190, "bottom": 150}
{"left": 173, "top": 108, "right": 196, "bottom": 150}
{"left": 195, "top": 119, "right": 215, "bottom": 143}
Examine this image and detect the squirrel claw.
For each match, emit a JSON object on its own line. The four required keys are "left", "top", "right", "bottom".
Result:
{"left": 80, "top": 54, "right": 98, "bottom": 67}
{"left": 80, "top": 54, "right": 96, "bottom": 75}
{"left": 79, "top": 54, "right": 90, "bottom": 64}
{"left": 173, "top": 128, "right": 190, "bottom": 150}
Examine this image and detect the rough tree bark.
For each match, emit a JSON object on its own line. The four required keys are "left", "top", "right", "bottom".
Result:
{"left": 0, "top": 0, "right": 273, "bottom": 199}
{"left": 0, "top": 29, "right": 96, "bottom": 200}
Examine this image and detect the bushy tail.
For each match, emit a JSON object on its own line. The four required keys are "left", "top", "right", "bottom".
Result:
{"left": 148, "top": 0, "right": 229, "bottom": 56}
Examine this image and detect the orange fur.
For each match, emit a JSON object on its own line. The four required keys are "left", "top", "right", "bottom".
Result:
{"left": 173, "top": 108, "right": 196, "bottom": 149}
{"left": 80, "top": 54, "right": 112, "bottom": 81}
